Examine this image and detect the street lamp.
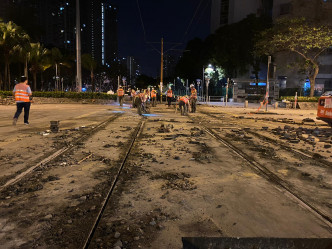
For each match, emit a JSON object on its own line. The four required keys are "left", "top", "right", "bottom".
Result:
{"left": 204, "top": 64, "right": 215, "bottom": 103}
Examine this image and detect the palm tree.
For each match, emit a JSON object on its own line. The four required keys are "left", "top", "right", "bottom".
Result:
{"left": 12, "top": 42, "right": 32, "bottom": 78}
{"left": 47, "top": 48, "right": 71, "bottom": 91}
{"left": 0, "top": 21, "right": 30, "bottom": 90}
{"left": 29, "top": 43, "right": 51, "bottom": 91}
{"left": 82, "top": 54, "right": 97, "bottom": 91}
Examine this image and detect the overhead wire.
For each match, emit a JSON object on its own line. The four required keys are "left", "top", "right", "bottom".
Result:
{"left": 136, "top": 0, "right": 209, "bottom": 55}
{"left": 165, "top": 0, "right": 206, "bottom": 53}
{"left": 181, "top": 0, "right": 205, "bottom": 42}
{"left": 191, "top": 0, "right": 212, "bottom": 36}
{"left": 136, "top": 0, "right": 161, "bottom": 54}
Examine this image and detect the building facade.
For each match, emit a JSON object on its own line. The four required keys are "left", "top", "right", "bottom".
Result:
{"left": 1, "top": 0, "right": 118, "bottom": 66}
{"left": 211, "top": 0, "right": 332, "bottom": 93}
{"left": 211, "top": 0, "right": 273, "bottom": 33}
{"left": 272, "top": 0, "right": 332, "bottom": 92}
{"left": 121, "top": 56, "right": 140, "bottom": 87}
{"left": 81, "top": 1, "right": 118, "bottom": 66}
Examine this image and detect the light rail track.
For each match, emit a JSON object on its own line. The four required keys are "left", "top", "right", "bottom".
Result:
{"left": 0, "top": 113, "right": 123, "bottom": 192}
{"left": 82, "top": 119, "right": 145, "bottom": 249}
{"left": 200, "top": 111, "right": 332, "bottom": 168}
{"left": 191, "top": 116, "right": 332, "bottom": 230}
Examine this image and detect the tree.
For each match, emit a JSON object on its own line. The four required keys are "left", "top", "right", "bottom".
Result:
{"left": 0, "top": 21, "right": 30, "bottom": 90}
{"left": 136, "top": 75, "right": 155, "bottom": 89}
{"left": 175, "top": 38, "right": 207, "bottom": 81}
{"left": 256, "top": 18, "right": 332, "bottom": 97}
{"left": 47, "top": 47, "right": 71, "bottom": 91}
{"left": 29, "top": 43, "right": 50, "bottom": 91}
{"left": 175, "top": 15, "right": 271, "bottom": 81}
{"left": 82, "top": 54, "right": 97, "bottom": 91}
{"left": 213, "top": 14, "right": 271, "bottom": 78}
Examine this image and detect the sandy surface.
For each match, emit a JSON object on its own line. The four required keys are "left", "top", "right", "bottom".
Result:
{"left": 0, "top": 102, "right": 331, "bottom": 249}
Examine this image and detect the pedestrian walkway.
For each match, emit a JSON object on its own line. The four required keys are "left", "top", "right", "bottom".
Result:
{"left": 199, "top": 101, "right": 271, "bottom": 110}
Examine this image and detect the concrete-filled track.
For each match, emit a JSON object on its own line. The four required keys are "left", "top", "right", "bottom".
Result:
{"left": 82, "top": 119, "right": 145, "bottom": 248}
{"left": 0, "top": 113, "right": 123, "bottom": 192}
{"left": 1, "top": 104, "right": 331, "bottom": 249}
{"left": 193, "top": 110, "right": 332, "bottom": 229}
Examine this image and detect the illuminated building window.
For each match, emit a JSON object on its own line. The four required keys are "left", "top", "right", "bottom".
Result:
{"left": 101, "top": 3, "right": 105, "bottom": 65}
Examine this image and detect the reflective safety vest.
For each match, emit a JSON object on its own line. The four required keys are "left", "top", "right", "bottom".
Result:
{"left": 14, "top": 83, "right": 30, "bottom": 102}
{"left": 167, "top": 90, "right": 173, "bottom": 98}
{"left": 117, "top": 88, "right": 124, "bottom": 96}
{"left": 151, "top": 90, "right": 157, "bottom": 98}
{"left": 191, "top": 88, "right": 197, "bottom": 99}
{"left": 179, "top": 96, "right": 189, "bottom": 104}
{"left": 139, "top": 93, "right": 147, "bottom": 102}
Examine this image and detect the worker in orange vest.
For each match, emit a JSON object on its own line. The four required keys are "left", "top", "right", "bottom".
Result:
{"left": 151, "top": 87, "right": 157, "bottom": 107}
{"left": 166, "top": 86, "right": 173, "bottom": 107}
{"left": 13, "top": 76, "right": 32, "bottom": 125}
{"left": 190, "top": 84, "right": 197, "bottom": 113}
{"left": 117, "top": 86, "right": 124, "bottom": 106}
{"left": 178, "top": 96, "right": 189, "bottom": 116}
{"left": 131, "top": 89, "right": 137, "bottom": 108}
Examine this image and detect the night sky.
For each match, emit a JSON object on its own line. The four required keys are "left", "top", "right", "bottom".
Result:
{"left": 110, "top": 0, "right": 212, "bottom": 77}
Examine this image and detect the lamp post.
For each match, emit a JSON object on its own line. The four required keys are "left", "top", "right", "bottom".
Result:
{"left": 225, "top": 78, "right": 229, "bottom": 106}
{"left": 266, "top": 55, "right": 271, "bottom": 111}
{"left": 76, "top": 0, "right": 82, "bottom": 92}
{"left": 196, "top": 79, "right": 201, "bottom": 100}
{"left": 204, "top": 64, "right": 214, "bottom": 103}
{"left": 202, "top": 66, "right": 204, "bottom": 101}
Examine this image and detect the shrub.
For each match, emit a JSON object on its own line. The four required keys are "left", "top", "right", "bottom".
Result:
{"left": 0, "top": 91, "right": 13, "bottom": 98}
{"left": 0, "top": 91, "right": 117, "bottom": 100}
{"left": 280, "top": 96, "right": 319, "bottom": 102}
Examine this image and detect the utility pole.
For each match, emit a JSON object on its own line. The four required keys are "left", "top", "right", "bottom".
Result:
{"left": 202, "top": 66, "right": 204, "bottom": 102}
{"left": 225, "top": 78, "right": 229, "bottom": 106}
{"left": 266, "top": 55, "right": 271, "bottom": 111}
{"left": 76, "top": 0, "right": 82, "bottom": 92}
{"left": 160, "top": 37, "right": 164, "bottom": 103}
{"left": 186, "top": 79, "right": 188, "bottom": 96}
{"left": 206, "top": 79, "right": 209, "bottom": 104}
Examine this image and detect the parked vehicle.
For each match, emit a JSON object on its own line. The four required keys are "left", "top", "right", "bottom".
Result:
{"left": 317, "top": 91, "right": 332, "bottom": 127}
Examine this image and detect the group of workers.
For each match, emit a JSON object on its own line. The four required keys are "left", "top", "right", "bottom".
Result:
{"left": 117, "top": 84, "right": 198, "bottom": 116}
{"left": 10, "top": 77, "right": 198, "bottom": 126}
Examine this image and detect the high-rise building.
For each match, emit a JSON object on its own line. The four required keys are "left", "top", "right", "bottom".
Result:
{"left": 125, "top": 56, "right": 140, "bottom": 86}
{"left": 38, "top": 0, "right": 75, "bottom": 51}
{"left": 211, "top": 0, "right": 273, "bottom": 33}
{"left": 2, "top": 0, "right": 118, "bottom": 66}
{"left": 273, "top": 0, "right": 332, "bottom": 24}
{"left": 81, "top": 1, "right": 118, "bottom": 66}
{"left": 164, "top": 54, "right": 177, "bottom": 79}
{"left": 272, "top": 0, "right": 332, "bottom": 92}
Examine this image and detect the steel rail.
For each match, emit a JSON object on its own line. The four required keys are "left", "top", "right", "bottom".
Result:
{"left": 0, "top": 113, "right": 122, "bottom": 192}
{"left": 82, "top": 119, "right": 145, "bottom": 249}
{"left": 198, "top": 123, "right": 332, "bottom": 229}
{"left": 200, "top": 111, "right": 332, "bottom": 168}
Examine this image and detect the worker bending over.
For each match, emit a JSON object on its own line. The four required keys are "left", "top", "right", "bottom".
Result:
{"left": 178, "top": 96, "right": 189, "bottom": 116}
